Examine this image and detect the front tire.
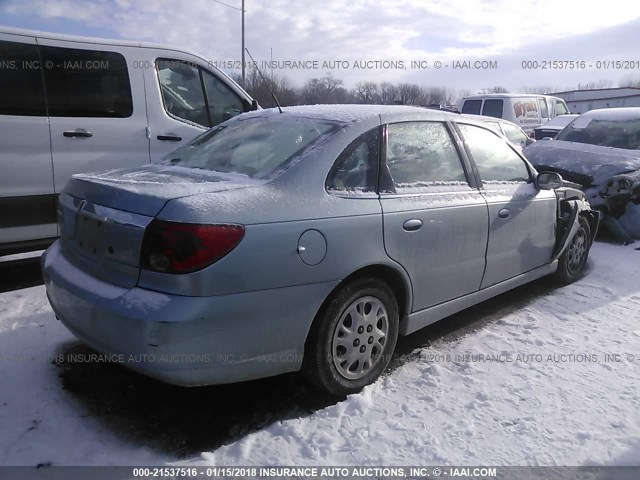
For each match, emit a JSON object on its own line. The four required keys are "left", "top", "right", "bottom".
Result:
{"left": 302, "top": 277, "right": 399, "bottom": 396}
{"left": 555, "top": 216, "right": 591, "bottom": 284}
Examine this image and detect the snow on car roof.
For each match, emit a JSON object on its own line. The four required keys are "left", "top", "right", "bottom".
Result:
{"left": 238, "top": 104, "right": 458, "bottom": 123}
{"left": 579, "top": 107, "right": 640, "bottom": 120}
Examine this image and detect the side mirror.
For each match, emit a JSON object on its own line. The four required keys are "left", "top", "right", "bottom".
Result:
{"left": 251, "top": 99, "right": 259, "bottom": 111}
{"left": 525, "top": 137, "right": 535, "bottom": 146}
{"left": 536, "top": 171, "right": 563, "bottom": 190}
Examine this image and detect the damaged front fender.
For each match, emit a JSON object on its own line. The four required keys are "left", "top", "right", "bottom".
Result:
{"left": 551, "top": 195, "right": 600, "bottom": 263}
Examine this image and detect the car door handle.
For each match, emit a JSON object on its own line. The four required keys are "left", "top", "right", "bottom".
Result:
{"left": 157, "top": 134, "right": 183, "bottom": 141}
{"left": 498, "top": 208, "right": 511, "bottom": 219}
{"left": 403, "top": 219, "right": 423, "bottom": 231}
{"left": 63, "top": 130, "right": 93, "bottom": 138}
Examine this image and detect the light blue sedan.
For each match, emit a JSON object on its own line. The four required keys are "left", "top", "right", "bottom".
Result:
{"left": 42, "top": 105, "right": 599, "bottom": 395}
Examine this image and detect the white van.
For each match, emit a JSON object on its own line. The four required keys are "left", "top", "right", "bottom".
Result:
{"left": 0, "top": 27, "right": 257, "bottom": 255}
{"left": 459, "top": 94, "right": 570, "bottom": 133}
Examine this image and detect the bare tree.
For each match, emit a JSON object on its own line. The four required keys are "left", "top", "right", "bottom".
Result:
{"left": 618, "top": 75, "right": 640, "bottom": 88}
{"left": 299, "top": 73, "right": 351, "bottom": 104}
{"left": 483, "top": 86, "right": 509, "bottom": 93}
{"left": 352, "top": 81, "right": 380, "bottom": 104}
{"left": 232, "top": 68, "right": 298, "bottom": 107}
{"left": 521, "top": 85, "right": 557, "bottom": 94}
{"left": 395, "top": 83, "right": 428, "bottom": 105}
{"left": 378, "top": 82, "right": 398, "bottom": 104}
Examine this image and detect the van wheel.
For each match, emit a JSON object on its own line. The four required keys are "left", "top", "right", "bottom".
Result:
{"left": 555, "top": 216, "right": 591, "bottom": 284}
{"left": 302, "top": 277, "right": 399, "bottom": 396}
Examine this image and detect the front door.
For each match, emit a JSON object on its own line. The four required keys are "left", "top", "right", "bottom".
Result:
{"left": 456, "top": 123, "right": 556, "bottom": 288}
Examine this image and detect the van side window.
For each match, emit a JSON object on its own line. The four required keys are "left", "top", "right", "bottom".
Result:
{"left": 157, "top": 59, "right": 244, "bottom": 128}
{"left": 461, "top": 100, "right": 482, "bottom": 115}
{"left": 482, "top": 99, "right": 503, "bottom": 118}
{"left": 202, "top": 69, "right": 244, "bottom": 125}
{"left": 555, "top": 101, "right": 569, "bottom": 116}
{"left": 0, "top": 41, "right": 46, "bottom": 116}
{"left": 458, "top": 123, "right": 531, "bottom": 183}
{"left": 157, "top": 60, "right": 209, "bottom": 126}
{"left": 538, "top": 98, "right": 549, "bottom": 118}
{"left": 40, "top": 46, "right": 132, "bottom": 118}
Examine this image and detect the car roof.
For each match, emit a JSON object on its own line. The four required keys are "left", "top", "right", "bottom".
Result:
{"left": 579, "top": 107, "right": 640, "bottom": 120}
{"left": 463, "top": 93, "right": 561, "bottom": 100}
{"left": 238, "top": 104, "right": 469, "bottom": 124}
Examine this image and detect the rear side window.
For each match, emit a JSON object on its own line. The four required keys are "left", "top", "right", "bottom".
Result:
{"left": 0, "top": 40, "right": 46, "bottom": 116}
{"left": 482, "top": 99, "right": 503, "bottom": 118}
{"left": 385, "top": 122, "right": 468, "bottom": 189}
{"left": 40, "top": 46, "right": 132, "bottom": 117}
{"left": 461, "top": 100, "right": 482, "bottom": 115}
{"left": 326, "top": 128, "right": 379, "bottom": 193}
{"left": 157, "top": 59, "right": 244, "bottom": 128}
{"left": 458, "top": 123, "right": 531, "bottom": 183}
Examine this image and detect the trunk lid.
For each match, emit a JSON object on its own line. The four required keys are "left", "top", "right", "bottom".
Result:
{"left": 59, "top": 164, "right": 265, "bottom": 288}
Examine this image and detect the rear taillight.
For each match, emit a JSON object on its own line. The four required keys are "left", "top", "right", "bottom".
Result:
{"left": 140, "top": 220, "right": 244, "bottom": 274}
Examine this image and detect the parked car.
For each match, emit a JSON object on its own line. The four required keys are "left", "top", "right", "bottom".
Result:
{"left": 42, "top": 105, "right": 599, "bottom": 396}
{"left": 533, "top": 114, "right": 579, "bottom": 140}
{"left": 0, "top": 27, "right": 257, "bottom": 256}
{"left": 463, "top": 114, "right": 535, "bottom": 152}
{"left": 525, "top": 108, "right": 640, "bottom": 243}
{"left": 460, "top": 94, "right": 570, "bottom": 134}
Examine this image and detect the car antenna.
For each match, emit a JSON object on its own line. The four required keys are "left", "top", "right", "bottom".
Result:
{"left": 245, "top": 48, "right": 283, "bottom": 114}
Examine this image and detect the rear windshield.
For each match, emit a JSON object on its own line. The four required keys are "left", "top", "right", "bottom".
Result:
{"left": 162, "top": 115, "right": 341, "bottom": 178}
{"left": 555, "top": 117, "right": 640, "bottom": 150}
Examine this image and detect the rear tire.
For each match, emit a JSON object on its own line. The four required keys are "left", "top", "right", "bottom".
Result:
{"left": 302, "top": 277, "right": 399, "bottom": 396}
{"left": 555, "top": 216, "right": 591, "bottom": 284}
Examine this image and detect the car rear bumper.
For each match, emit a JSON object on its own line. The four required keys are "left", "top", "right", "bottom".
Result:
{"left": 42, "top": 241, "right": 337, "bottom": 386}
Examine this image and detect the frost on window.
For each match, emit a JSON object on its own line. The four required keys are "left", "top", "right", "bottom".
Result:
{"left": 385, "top": 122, "right": 468, "bottom": 191}
{"left": 326, "top": 128, "right": 379, "bottom": 194}
{"left": 458, "top": 123, "right": 531, "bottom": 183}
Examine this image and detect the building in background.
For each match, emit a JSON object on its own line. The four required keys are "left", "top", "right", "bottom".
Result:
{"left": 552, "top": 87, "right": 640, "bottom": 114}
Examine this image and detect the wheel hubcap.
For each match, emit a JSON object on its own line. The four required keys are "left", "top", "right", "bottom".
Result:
{"left": 567, "top": 228, "right": 587, "bottom": 274}
{"left": 332, "top": 296, "right": 389, "bottom": 380}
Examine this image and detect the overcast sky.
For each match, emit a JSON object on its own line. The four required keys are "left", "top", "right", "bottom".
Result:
{"left": 2, "top": 0, "right": 640, "bottom": 93}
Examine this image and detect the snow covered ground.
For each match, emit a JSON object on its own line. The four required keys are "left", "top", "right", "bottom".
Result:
{"left": 1, "top": 242, "right": 639, "bottom": 466}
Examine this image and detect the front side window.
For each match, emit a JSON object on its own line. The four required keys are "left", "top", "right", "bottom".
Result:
{"left": 202, "top": 70, "right": 244, "bottom": 126}
{"left": 0, "top": 41, "right": 46, "bottom": 116}
{"left": 538, "top": 98, "right": 549, "bottom": 118}
{"left": 555, "top": 101, "right": 569, "bottom": 116}
{"left": 157, "top": 60, "right": 208, "bottom": 126}
{"left": 461, "top": 100, "right": 482, "bottom": 115}
{"left": 157, "top": 59, "right": 244, "bottom": 128}
{"left": 385, "top": 122, "right": 468, "bottom": 190}
{"left": 326, "top": 128, "right": 379, "bottom": 192}
{"left": 482, "top": 99, "right": 503, "bottom": 118}
{"left": 502, "top": 123, "right": 529, "bottom": 147}
{"left": 40, "top": 45, "right": 132, "bottom": 117}
{"left": 458, "top": 123, "right": 531, "bottom": 183}
{"left": 163, "top": 115, "right": 341, "bottom": 179}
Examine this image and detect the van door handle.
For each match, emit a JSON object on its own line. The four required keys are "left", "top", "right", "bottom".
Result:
{"left": 403, "top": 219, "right": 423, "bottom": 231}
{"left": 498, "top": 208, "right": 511, "bottom": 219}
{"left": 63, "top": 130, "right": 93, "bottom": 138}
{"left": 157, "top": 134, "right": 182, "bottom": 141}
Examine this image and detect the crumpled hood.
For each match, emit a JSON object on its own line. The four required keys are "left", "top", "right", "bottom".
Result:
{"left": 524, "top": 140, "right": 640, "bottom": 187}
{"left": 64, "top": 164, "right": 267, "bottom": 216}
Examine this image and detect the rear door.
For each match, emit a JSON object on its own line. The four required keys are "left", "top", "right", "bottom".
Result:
{"left": 37, "top": 39, "right": 150, "bottom": 194}
{"left": 142, "top": 49, "right": 250, "bottom": 161}
{"left": 456, "top": 122, "right": 556, "bottom": 288}
{"left": 379, "top": 121, "right": 488, "bottom": 312}
{"left": 0, "top": 33, "right": 56, "bottom": 247}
